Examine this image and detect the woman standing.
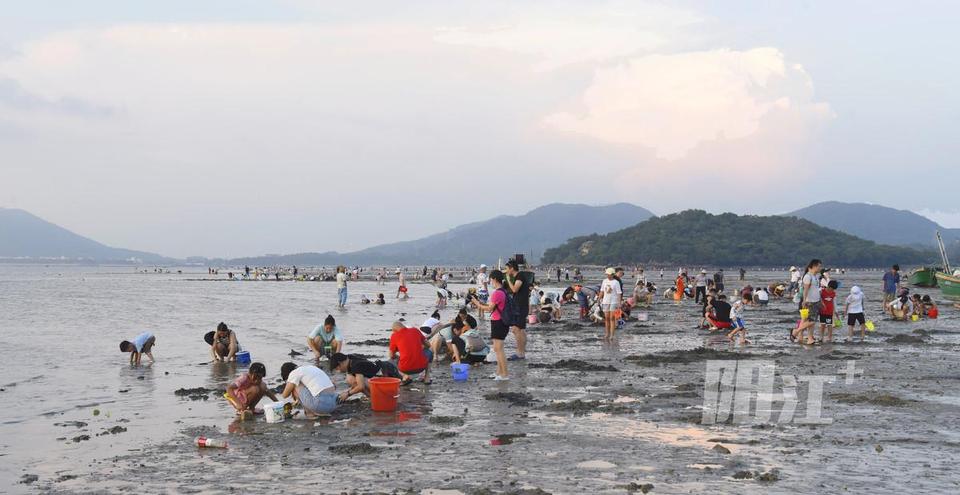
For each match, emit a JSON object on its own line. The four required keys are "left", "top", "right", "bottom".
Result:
{"left": 792, "top": 259, "right": 822, "bottom": 345}
{"left": 472, "top": 270, "right": 510, "bottom": 380}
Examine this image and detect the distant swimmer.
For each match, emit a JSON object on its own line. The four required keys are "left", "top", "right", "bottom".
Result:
{"left": 120, "top": 332, "right": 156, "bottom": 366}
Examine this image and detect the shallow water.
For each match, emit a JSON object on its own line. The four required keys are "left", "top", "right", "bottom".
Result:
{"left": 2, "top": 265, "right": 959, "bottom": 493}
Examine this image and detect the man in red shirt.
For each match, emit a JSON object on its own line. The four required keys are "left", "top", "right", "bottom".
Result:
{"left": 388, "top": 321, "right": 432, "bottom": 384}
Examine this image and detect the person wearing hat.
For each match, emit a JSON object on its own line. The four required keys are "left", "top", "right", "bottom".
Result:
{"left": 600, "top": 267, "right": 622, "bottom": 340}
{"left": 307, "top": 315, "right": 344, "bottom": 361}
{"left": 694, "top": 269, "right": 708, "bottom": 304}
{"left": 475, "top": 264, "right": 490, "bottom": 320}
{"left": 788, "top": 266, "right": 801, "bottom": 295}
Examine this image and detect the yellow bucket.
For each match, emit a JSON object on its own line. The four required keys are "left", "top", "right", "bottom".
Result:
{"left": 911, "top": 314, "right": 920, "bottom": 322}
{"left": 799, "top": 308, "right": 810, "bottom": 320}
{"left": 865, "top": 320, "right": 876, "bottom": 332}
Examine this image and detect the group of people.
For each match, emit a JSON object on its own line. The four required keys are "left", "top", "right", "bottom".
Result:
{"left": 119, "top": 259, "right": 952, "bottom": 421}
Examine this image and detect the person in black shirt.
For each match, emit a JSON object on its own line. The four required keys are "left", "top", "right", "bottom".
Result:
{"left": 330, "top": 353, "right": 401, "bottom": 402}
{"left": 504, "top": 260, "right": 531, "bottom": 360}
{"left": 707, "top": 294, "right": 733, "bottom": 331}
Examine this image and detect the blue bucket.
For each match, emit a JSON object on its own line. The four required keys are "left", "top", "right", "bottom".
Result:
{"left": 235, "top": 351, "right": 251, "bottom": 364}
{"left": 451, "top": 363, "right": 470, "bottom": 381}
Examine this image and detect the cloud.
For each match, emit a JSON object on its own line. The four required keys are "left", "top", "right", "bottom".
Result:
{"left": 435, "top": 1, "right": 702, "bottom": 71}
{"left": 544, "top": 48, "right": 834, "bottom": 160}
{"left": 0, "top": 77, "right": 115, "bottom": 118}
{"left": 917, "top": 209, "right": 960, "bottom": 228}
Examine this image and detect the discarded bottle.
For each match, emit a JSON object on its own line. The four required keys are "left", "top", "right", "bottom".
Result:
{"left": 195, "top": 436, "right": 228, "bottom": 448}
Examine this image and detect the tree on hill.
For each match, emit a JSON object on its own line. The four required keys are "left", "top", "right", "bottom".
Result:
{"left": 542, "top": 210, "right": 933, "bottom": 267}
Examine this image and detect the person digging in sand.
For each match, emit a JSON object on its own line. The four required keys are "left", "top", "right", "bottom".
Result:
{"left": 307, "top": 315, "right": 343, "bottom": 361}
{"left": 279, "top": 362, "right": 338, "bottom": 418}
{"left": 120, "top": 332, "right": 156, "bottom": 366}
{"left": 388, "top": 320, "right": 433, "bottom": 385}
{"left": 225, "top": 362, "right": 278, "bottom": 420}
{"left": 329, "top": 353, "right": 402, "bottom": 402}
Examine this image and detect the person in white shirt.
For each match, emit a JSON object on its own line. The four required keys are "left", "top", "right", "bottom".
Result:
{"left": 475, "top": 265, "right": 490, "bottom": 319}
{"left": 280, "top": 363, "right": 338, "bottom": 418}
{"left": 844, "top": 285, "right": 867, "bottom": 341}
{"left": 335, "top": 266, "right": 348, "bottom": 308}
{"left": 755, "top": 287, "right": 770, "bottom": 306}
{"left": 600, "top": 267, "right": 623, "bottom": 341}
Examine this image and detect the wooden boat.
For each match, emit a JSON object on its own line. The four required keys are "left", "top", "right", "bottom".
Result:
{"left": 909, "top": 267, "right": 939, "bottom": 287}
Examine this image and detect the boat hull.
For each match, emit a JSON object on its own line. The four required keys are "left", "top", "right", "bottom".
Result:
{"left": 936, "top": 272, "right": 960, "bottom": 299}
{"left": 909, "top": 268, "right": 939, "bottom": 287}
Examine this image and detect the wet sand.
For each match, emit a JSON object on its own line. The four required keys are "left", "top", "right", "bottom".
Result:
{"left": 5, "top": 267, "right": 960, "bottom": 494}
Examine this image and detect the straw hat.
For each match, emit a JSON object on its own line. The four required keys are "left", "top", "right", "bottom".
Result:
{"left": 605, "top": 268, "right": 616, "bottom": 275}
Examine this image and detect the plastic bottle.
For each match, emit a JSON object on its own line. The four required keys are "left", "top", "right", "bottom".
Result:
{"left": 195, "top": 436, "right": 228, "bottom": 448}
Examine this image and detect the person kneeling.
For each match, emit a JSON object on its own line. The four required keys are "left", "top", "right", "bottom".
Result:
{"left": 279, "top": 362, "right": 338, "bottom": 418}
{"left": 330, "top": 353, "right": 402, "bottom": 402}
{"left": 307, "top": 315, "right": 344, "bottom": 360}
{"left": 225, "top": 362, "right": 278, "bottom": 420}
{"left": 707, "top": 294, "right": 734, "bottom": 331}
{"left": 389, "top": 321, "right": 433, "bottom": 385}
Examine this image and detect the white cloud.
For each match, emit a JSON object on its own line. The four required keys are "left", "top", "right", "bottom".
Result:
{"left": 917, "top": 209, "right": 960, "bottom": 228}
{"left": 435, "top": 1, "right": 702, "bottom": 71}
{"left": 544, "top": 47, "right": 834, "bottom": 160}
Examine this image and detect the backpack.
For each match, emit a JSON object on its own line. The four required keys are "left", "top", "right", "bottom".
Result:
{"left": 496, "top": 287, "right": 524, "bottom": 327}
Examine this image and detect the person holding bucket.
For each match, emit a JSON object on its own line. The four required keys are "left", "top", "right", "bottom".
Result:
{"left": 329, "top": 353, "right": 402, "bottom": 402}
{"left": 471, "top": 270, "right": 510, "bottom": 381}
{"left": 205, "top": 322, "right": 239, "bottom": 362}
{"left": 279, "top": 363, "right": 338, "bottom": 418}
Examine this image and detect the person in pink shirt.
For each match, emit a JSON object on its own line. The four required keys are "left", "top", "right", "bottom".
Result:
{"left": 472, "top": 270, "right": 509, "bottom": 380}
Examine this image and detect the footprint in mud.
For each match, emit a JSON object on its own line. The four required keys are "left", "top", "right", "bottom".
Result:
{"left": 624, "top": 347, "right": 754, "bottom": 367}
{"left": 428, "top": 416, "right": 465, "bottom": 426}
{"left": 328, "top": 443, "right": 381, "bottom": 456}
{"left": 886, "top": 335, "right": 926, "bottom": 344}
{"left": 528, "top": 359, "right": 618, "bottom": 372}
{"left": 541, "top": 399, "right": 632, "bottom": 416}
{"left": 483, "top": 392, "right": 535, "bottom": 406}
{"left": 829, "top": 392, "right": 915, "bottom": 407}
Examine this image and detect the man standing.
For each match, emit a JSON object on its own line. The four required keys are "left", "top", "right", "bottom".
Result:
{"left": 882, "top": 264, "right": 901, "bottom": 309}
{"left": 335, "top": 266, "right": 348, "bottom": 308}
{"left": 694, "top": 269, "right": 708, "bottom": 304}
{"left": 504, "top": 259, "right": 531, "bottom": 361}
{"left": 713, "top": 269, "right": 725, "bottom": 293}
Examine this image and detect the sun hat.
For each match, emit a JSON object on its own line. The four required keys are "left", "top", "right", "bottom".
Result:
{"left": 605, "top": 268, "right": 616, "bottom": 275}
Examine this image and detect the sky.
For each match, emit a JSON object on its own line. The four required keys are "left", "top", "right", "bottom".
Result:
{"left": 1, "top": 1, "right": 958, "bottom": 258}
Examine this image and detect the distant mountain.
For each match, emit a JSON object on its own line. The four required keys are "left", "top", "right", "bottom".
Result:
{"left": 786, "top": 202, "right": 960, "bottom": 247}
{"left": 542, "top": 210, "right": 933, "bottom": 267}
{"left": 0, "top": 208, "right": 169, "bottom": 263}
{"left": 230, "top": 203, "right": 655, "bottom": 266}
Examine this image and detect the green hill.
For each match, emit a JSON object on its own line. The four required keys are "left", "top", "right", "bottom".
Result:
{"left": 542, "top": 210, "right": 933, "bottom": 267}
{"left": 786, "top": 201, "right": 960, "bottom": 248}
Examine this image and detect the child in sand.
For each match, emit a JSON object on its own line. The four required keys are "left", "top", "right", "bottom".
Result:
{"left": 225, "top": 362, "right": 278, "bottom": 420}
{"left": 119, "top": 332, "right": 156, "bottom": 366}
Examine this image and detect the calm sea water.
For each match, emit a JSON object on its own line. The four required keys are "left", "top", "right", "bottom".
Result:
{"left": 0, "top": 265, "right": 490, "bottom": 487}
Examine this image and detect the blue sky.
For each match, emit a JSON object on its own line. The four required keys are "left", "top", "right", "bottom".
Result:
{"left": 1, "top": 1, "right": 957, "bottom": 257}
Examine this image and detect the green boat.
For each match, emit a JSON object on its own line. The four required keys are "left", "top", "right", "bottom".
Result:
{"left": 934, "top": 231, "right": 959, "bottom": 299}
{"left": 936, "top": 272, "right": 960, "bottom": 300}
{"left": 909, "top": 267, "right": 939, "bottom": 287}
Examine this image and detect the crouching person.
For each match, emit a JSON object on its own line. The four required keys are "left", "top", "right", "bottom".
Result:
{"left": 225, "top": 362, "right": 277, "bottom": 420}
{"left": 280, "top": 362, "right": 338, "bottom": 418}
{"left": 329, "top": 353, "right": 402, "bottom": 402}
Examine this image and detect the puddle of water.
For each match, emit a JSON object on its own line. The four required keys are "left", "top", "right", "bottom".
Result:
{"left": 577, "top": 459, "right": 617, "bottom": 470}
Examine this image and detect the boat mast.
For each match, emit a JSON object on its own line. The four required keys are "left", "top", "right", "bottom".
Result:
{"left": 936, "top": 231, "right": 952, "bottom": 273}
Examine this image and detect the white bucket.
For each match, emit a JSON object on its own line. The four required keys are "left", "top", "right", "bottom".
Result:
{"left": 263, "top": 401, "right": 286, "bottom": 423}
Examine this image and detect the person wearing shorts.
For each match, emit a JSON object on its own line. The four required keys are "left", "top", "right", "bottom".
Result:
{"left": 792, "top": 259, "right": 823, "bottom": 345}
{"left": 504, "top": 260, "right": 530, "bottom": 360}
{"left": 279, "top": 363, "right": 338, "bottom": 417}
{"left": 472, "top": 269, "right": 509, "bottom": 380}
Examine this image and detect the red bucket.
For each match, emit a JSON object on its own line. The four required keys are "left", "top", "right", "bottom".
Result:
{"left": 369, "top": 377, "right": 401, "bottom": 412}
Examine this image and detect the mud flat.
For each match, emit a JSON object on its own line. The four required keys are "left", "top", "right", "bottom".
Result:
{"left": 18, "top": 272, "right": 960, "bottom": 494}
